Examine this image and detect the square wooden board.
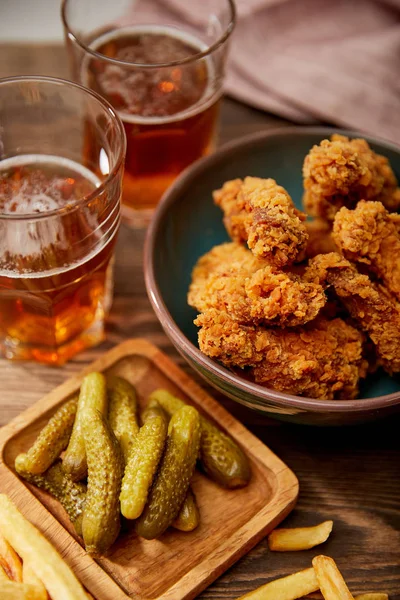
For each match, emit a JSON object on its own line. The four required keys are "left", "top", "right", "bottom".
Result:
{"left": 0, "top": 339, "right": 298, "bottom": 600}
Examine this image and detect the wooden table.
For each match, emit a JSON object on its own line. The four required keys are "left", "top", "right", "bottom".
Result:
{"left": 1, "top": 44, "right": 399, "bottom": 600}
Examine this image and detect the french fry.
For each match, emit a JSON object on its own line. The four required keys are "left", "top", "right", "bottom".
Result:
{"left": 301, "top": 589, "right": 388, "bottom": 600}
{"left": 22, "top": 562, "right": 48, "bottom": 600}
{"left": 0, "top": 581, "right": 46, "bottom": 600}
{"left": 354, "top": 595, "right": 389, "bottom": 600}
{"left": 312, "top": 555, "right": 354, "bottom": 600}
{"left": 0, "top": 495, "right": 87, "bottom": 600}
{"left": 0, "top": 533, "right": 23, "bottom": 582}
{"left": 237, "top": 567, "right": 319, "bottom": 599}
{"left": 0, "top": 563, "right": 9, "bottom": 580}
{"left": 268, "top": 521, "right": 333, "bottom": 551}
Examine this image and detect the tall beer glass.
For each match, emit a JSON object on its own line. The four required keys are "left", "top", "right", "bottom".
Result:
{"left": 62, "top": 0, "right": 236, "bottom": 227}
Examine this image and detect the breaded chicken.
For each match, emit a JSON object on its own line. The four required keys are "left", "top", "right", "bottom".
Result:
{"left": 195, "top": 309, "right": 366, "bottom": 400}
{"left": 188, "top": 243, "right": 325, "bottom": 328}
{"left": 389, "top": 211, "right": 400, "bottom": 234}
{"left": 333, "top": 200, "right": 400, "bottom": 301}
{"left": 189, "top": 142, "right": 400, "bottom": 399}
{"left": 303, "top": 134, "right": 400, "bottom": 221}
{"left": 306, "top": 252, "right": 400, "bottom": 373}
{"left": 189, "top": 242, "right": 266, "bottom": 282}
{"left": 213, "top": 176, "right": 308, "bottom": 267}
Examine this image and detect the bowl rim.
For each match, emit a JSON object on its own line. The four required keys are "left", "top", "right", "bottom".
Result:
{"left": 144, "top": 125, "right": 400, "bottom": 413}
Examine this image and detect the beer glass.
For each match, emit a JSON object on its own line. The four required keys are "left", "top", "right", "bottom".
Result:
{"left": 0, "top": 77, "right": 126, "bottom": 365}
{"left": 62, "top": 0, "right": 236, "bottom": 227}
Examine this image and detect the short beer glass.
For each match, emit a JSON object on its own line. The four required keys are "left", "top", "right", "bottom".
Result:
{"left": 0, "top": 77, "right": 126, "bottom": 364}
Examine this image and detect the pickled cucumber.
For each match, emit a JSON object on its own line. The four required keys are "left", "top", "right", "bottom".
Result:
{"left": 199, "top": 418, "right": 251, "bottom": 488}
{"left": 16, "top": 461, "right": 86, "bottom": 536}
{"left": 15, "top": 396, "right": 78, "bottom": 476}
{"left": 135, "top": 405, "right": 201, "bottom": 540}
{"left": 63, "top": 372, "right": 108, "bottom": 482}
{"left": 107, "top": 376, "right": 139, "bottom": 464}
{"left": 172, "top": 487, "right": 200, "bottom": 532}
{"left": 140, "top": 397, "right": 168, "bottom": 423}
{"left": 120, "top": 401, "right": 168, "bottom": 520}
{"left": 82, "top": 408, "right": 123, "bottom": 555}
{"left": 149, "top": 390, "right": 183, "bottom": 416}
{"left": 150, "top": 389, "right": 251, "bottom": 489}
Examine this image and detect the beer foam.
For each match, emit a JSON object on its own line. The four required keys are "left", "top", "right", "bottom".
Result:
{"left": 0, "top": 224, "right": 118, "bottom": 280}
{"left": 0, "top": 155, "right": 103, "bottom": 268}
{"left": 83, "top": 25, "right": 220, "bottom": 125}
{"left": 0, "top": 154, "right": 100, "bottom": 215}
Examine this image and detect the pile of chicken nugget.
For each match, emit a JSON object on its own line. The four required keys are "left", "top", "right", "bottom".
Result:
{"left": 188, "top": 134, "right": 400, "bottom": 400}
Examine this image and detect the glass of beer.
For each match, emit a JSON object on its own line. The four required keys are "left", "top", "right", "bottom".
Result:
{"left": 0, "top": 77, "right": 126, "bottom": 365}
{"left": 62, "top": 0, "right": 236, "bottom": 227}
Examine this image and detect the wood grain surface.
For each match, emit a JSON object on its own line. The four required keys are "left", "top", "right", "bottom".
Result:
{"left": 0, "top": 45, "right": 399, "bottom": 599}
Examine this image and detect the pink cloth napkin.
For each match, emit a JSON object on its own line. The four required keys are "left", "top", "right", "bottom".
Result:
{"left": 134, "top": 0, "right": 400, "bottom": 144}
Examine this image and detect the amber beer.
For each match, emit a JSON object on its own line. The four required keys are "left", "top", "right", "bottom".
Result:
{"left": 0, "top": 156, "right": 118, "bottom": 365}
{"left": 84, "top": 27, "right": 220, "bottom": 216}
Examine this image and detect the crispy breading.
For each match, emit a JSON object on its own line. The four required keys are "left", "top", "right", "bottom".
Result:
{"left": 306, "top": 252, "right": 400, "bottom": 373}
{"left": 189, "top": 242, "right": 266, "bottom": 282}
{"left": 195, "top": 308, "right": 366, "bottom": 399}
{"left": 213, "top": 176, "right": 308, "bottom": 266}
{"left": 389, "top": 211, "right": 400, "bottom": 233}
{"left": 303, "top": 135, "right": 400, "bottom": 221}
{"left": 333, "top": 200, "right": 400, "bottom": 300}
{"left": 188, "top": 243, "right": 326, "bottom": 328}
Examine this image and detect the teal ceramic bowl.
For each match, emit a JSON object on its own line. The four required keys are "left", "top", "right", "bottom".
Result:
{"left": 144, "top": 127, "right": 400, "bottom": 425}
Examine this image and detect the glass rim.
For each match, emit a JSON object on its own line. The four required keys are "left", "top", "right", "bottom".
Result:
{"left": 61, "top": 0, "right": 236, "bottom": 69}
{"left": 0, "top": 75, "right": 126, "bottom": 222}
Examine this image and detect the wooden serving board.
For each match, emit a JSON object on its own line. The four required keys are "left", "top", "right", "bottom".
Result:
{"left": 0, "top": 339, "right": 298, "bottom": 600}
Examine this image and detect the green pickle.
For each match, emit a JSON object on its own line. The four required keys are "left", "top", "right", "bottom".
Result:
{"left": 63, "top": 372, "right": 108, "bottom": 482}
{"left": 107, "top": 375, "right": 139, "bottom": 464}
{"left": 16, "top": 461, "right": 86, "bottom": 536}
{"left": 120, "top": 399, "right": 168, "bottom": 520}
{"left": 140, "top": 398, "right": 167, "bottom": 423}
{"left": 82, "top": 408, "right": 123, "bottom": 555}
{"left": 172, "top": 487, "right": 200, "bottom": 532}
{"left": 150, "top": 389, "right": 251, "bottom": 489}
{"left": 15, "top": 396, "right": 78, "bottom": 476}
{"left": 135, "top": 405, "right": 201, "bottom": 540}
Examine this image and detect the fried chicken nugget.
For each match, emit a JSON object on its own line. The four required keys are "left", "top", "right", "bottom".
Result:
{"left": 303, "top": 135, "right": 400, "bottom": 221}
{"left": 333, "top": 200, "right": 400, "bottom": 301}
{"left": 213, "top": 177, "right": 308, "bottom": 267}
{"left": 188, "top": 243, "right": 326, "bottom": 328}
{"left": 306, "top": 252, "right": 400, "bottom": 373}
{"left": 389, "top": 211, "right": 400, "bottom": 234}
{"left": 195, "top": 309, "right": 366, "bottom": 399}
{"left": 189, "top": 242, "right": 266, "bottom": 282}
